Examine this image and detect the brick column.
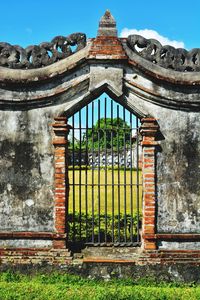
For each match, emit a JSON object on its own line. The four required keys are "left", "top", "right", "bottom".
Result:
{"left": 140, "top": 118, "right": 159, "bottom": 251}
{"left": 52, "top": 117, "right": 70, "bottom": 249}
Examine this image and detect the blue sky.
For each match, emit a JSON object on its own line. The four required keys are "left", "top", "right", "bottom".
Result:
{"left": 1, "top": 0, "right": 200, "bottom": 50}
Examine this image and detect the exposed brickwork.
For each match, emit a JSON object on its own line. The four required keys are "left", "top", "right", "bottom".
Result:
{"left": 139, "top": 250, "right": 200, "bottom": 265}
{"left": 83, "top": 250, "right": 200, "bottom": 265}
{"left": 1, "top": 248, "right": 200, "bottom": 266}
{"left": 140, "top": 118, "right": 159, "bottom": 251}
{"left": 156, "top": 234, "right": 200, "bottom": 240}
{"left": 143, "top": 234, "right": 200, "bottom": 241}
{"left": 0, "top": 232, "right": 66, "bottom": 239}
{"left": 89, "top": 37, "right": 127, "bottom": 60}
{"left": 52, "top": 117, "right": 70, "bottom": 249}
{"left": 0, "top": 248, "right": 72, "bottom": 265}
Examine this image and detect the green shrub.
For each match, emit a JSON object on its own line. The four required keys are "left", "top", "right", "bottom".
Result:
{"left": 67, "top": 212, "right": 142, "bottom": 242}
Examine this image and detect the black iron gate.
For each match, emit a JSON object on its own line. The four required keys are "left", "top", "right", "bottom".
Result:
{"left": 67, "top": 96, "right": 142, "bottom": 247}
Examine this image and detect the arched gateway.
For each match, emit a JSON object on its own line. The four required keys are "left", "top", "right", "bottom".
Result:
{"left": 1, "top": 11, "right": 200, "bottom": 271}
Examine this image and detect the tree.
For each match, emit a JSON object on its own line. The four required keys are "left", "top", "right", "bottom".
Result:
{"left": 82, "top": 117, "right": 131, "bottom": 150}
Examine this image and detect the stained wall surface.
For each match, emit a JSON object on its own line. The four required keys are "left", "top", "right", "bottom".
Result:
{"left": 1, "top": 12, "right": 200, "bottom": 252}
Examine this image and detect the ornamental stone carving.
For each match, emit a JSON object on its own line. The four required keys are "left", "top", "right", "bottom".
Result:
{"left": 127, "top": 34, "right": 200, "bottom": 72}
{"left": 0, "top": 33, "right": 86, "bottom": 69}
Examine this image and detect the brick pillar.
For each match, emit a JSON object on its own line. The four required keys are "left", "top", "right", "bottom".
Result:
{"left": 140, "top": 118, "right": 159, "bottom": 251}
{"left": 52, "top": 117, "right": 70, "bottom": 249}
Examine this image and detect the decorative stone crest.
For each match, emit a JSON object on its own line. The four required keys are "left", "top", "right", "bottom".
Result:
{"left": 127, "top": 34, "right": 200, "bottom": 72}
{"left": 0, "top": 32, "right": 86, "bottom": 69}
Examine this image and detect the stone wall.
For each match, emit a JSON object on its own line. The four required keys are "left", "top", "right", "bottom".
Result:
{"left": 1, "top": 10, "right": 200, "bottom": 265}
{"left": 68, "top": 147, "right": 142, "bottom": 168}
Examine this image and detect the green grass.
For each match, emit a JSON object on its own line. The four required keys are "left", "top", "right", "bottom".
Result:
{"left": 0, "top": 272, "right": 200, "bottom": 300}
{"left": 67, "top": 169, "right": 142, "bottom": 242}
{"left": 68, "top": 169, "right": 142, "bottom": 214}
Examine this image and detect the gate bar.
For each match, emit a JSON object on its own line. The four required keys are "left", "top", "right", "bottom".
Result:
{"left": 79, "top": 110, "right": 82, "bottom": 239}
{"left": 91, "top": 101, "right": 95, "bottom": 243}
{"left": 85, "top": 104, "right": 89, "bottom": 241}
{"left": 98, "top": 99, "right": 101, "bottom": 243}
{"left": 117, "top": 105, "right": 121, "bottom": 242}
{"left": 130, "top": 112, "right": 133, "bottom": 243}
{"left": 72, "top": 115, "right": 75, "bottom": 241}
{"left": 136, "top": 117, "right": 140, "bottom": 243}
{"left": 123, "top": 107, "right": 127, "bottom": 243}
{"left": 111, "top": 100, "right": 114, "bottom": 242}
{"left": 104, "top": 98, "right": 108, "bottom": 243}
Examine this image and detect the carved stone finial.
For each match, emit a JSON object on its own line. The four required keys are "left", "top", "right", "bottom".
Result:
{"left": 97, "top": 10, "right": 118, "bottom": 37}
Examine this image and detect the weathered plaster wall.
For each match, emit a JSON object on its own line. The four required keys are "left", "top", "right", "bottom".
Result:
{"left": 1, "top": 31, "right": 200, "bottom": 251}
{"left": 0, "top": 62, "right": 90, "bottom": 239}
{"left": 126, "top": 91, "right": 200, "bottom": 235}
{"left": 156, "top": 112, "right": 200, "bottom": 234}
{"left": 2, "top": 90, "right": 199, "bottom": 236}
{"left": 0, "top": 109, "right": 55, "bottom": 232}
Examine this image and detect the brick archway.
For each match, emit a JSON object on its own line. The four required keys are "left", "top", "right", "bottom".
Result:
{"left": 52, "top": 114, "right": 159, "bottom": 251}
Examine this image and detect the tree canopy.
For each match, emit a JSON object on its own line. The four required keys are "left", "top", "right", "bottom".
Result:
{"left": 78, "top": 117, "right": 132, "bottom": 150}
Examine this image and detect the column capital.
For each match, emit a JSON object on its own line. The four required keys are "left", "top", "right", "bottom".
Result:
{"left": 52, "top": 117, "right": 71, "bottom": 146}
{"left": 140, "top": 118, "right": 159, "bottom": 137}
{"left": 140, "top": 118, "right": 159, "bottom": 147}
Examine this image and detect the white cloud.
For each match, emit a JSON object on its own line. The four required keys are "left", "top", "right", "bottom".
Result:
{"left": 120, "top": 28, "right": 185, "bottom": 49}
